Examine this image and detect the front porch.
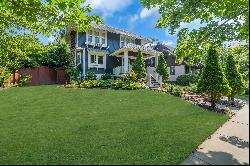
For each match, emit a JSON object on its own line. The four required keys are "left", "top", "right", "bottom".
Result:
{"left": 110, "top": 43, "right": 160, "bottom": 76}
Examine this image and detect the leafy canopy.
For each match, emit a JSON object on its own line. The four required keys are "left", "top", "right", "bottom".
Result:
{"left": 0, "top": 0, "right": 102, "bottom": 73}
{"left": 0, "top": 0, "right": 102, "bottom": 36}
{"left": 140, "top": 0, "right": 249, "bottom": 63}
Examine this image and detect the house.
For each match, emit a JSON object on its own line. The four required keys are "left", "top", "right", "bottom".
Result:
{"left": 154, "top": 43, "right": 202, "bottom": 82}
{"left": 65, "top": 24, "right": 200, "bottom": 87}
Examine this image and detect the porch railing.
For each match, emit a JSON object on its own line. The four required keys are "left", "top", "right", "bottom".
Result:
{"left": 146, "top": 67, "right": 163, "bottom": 88}
{"left": 113, "top": 65, "right": 133, "bottom": 76}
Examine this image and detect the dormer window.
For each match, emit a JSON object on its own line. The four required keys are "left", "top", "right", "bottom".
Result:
{"left": 120, "top": 35, "right": 136, "bottom": 48}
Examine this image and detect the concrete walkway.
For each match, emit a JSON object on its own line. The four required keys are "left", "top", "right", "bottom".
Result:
{"left": 181, "top": 103, "right": 249, "bottom": 165}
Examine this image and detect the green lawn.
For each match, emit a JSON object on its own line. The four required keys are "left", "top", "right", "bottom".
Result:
{"left": 236, "top": 94, "right": 249, "bottom": 101}
{"left": 0, "top": 86, "right": 228, "bottom": 165}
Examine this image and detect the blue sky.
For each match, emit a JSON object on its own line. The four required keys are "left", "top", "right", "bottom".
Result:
{"left": 40, "top": 0, "right": 202, "bottom": 47}
{"left": 85, "top": 0, "right": 177, "bottom": 47}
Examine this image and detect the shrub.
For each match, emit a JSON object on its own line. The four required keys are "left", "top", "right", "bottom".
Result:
{"left": 176, "top": 74, "right": 199, "bottom": 86}
{"left": 132, "top": 49, "right": 146, "bottom": 79}
{"left": 197, "top": 45, "right": 231, "bottom": 108}
{"left": 111, "top": 79, "right": 125, "bottom": 89}
{"left": 85, "top": 72, "right": 97, "bottom": 81}
{"left": 225, "top": 54, "right": 245, "bottom": 101}
{"left": 18, "top": 73, "right": 31, "bottom": 87}
{"left": 123, "top": 82, "right": 147, "bottom": 90}
{"left": 101, "top": 73, "right": 112, "bottom": 80}
{"left": 156, "top": 53, "right": 169, "bottom": 82}
{"left": 123, "top": 70, "right": 138, "bottom": 82}
{"left": 171, "top": 86, "right": 184, "bottom": 97}
{"left": 80, "top": 80, "right": 100, "bottom": 88}
{"left": 66, "top": 65, "right": 80, "bottom": 82}
{"left": 0, "top": 69, "right": 11, "bottom": 88}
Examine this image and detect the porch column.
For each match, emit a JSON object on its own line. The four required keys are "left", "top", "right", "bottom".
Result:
{"left": 155, "top": 55, "right": 159, "bottom": 67}
{"left": 124, "top": 50, "right": 129, "bottom": 73}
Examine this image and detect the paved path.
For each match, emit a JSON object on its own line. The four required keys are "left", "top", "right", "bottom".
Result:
{"left": 181, "top": 103, "right": 249, "bottom": 165}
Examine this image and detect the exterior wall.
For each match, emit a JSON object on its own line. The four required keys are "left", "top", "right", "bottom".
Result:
{"left": 168, "top": 65, "right": 185, "bottom": 82}
{"left": 76, "top": 30, "right": 143, "bottom": 77}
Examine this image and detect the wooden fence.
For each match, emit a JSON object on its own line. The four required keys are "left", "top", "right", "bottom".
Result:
{"left": 5, "top": 66, "right": 68, "bottom": 86}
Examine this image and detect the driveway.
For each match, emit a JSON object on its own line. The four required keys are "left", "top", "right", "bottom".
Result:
{"left": 181, "top": 103, "right": 249, "bottom": 165}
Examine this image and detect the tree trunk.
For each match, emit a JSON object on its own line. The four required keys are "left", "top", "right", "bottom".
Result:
{"left": 12, "top": 69, "right": 16, "bottom": 84}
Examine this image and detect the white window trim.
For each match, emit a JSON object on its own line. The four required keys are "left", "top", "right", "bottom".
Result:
{"left": 86, "top": 28, "right": 107, "bottom": 47}
{"left": 88, "top": 52, "right": 106, "bottom": 69}
{"left": 75, "top": 49, "right": 83, "bottom": 66}
{"left": 120, "top": 35, "right": 136, "bottom": 48}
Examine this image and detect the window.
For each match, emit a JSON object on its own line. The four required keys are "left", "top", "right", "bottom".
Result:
{"left": 185, "top": 65, "right": 190, "bottom": 74}
{"left": 170, "top": 66, "right": 175, "bottom": 75}
{"left": 88, "top": 53, "right": 106, "bottom": 69}
{"left": 95, "top": 31, "right": 99, "bottom": 44}
{"left": 98, "top": 56, "right": 104, "bottom": 64}
{"left": 120, "top": 36, "right": 125, "bottom": 47}
{"left": 88, "top": 30, "right": 93, "bottom": 43}
{"left": 91, "top": 55, "right": 96, "bottom": 64}
{"left": 101, "top": 33, "right": 105, "bottom": 45}
{"left": 76, "top": 50, "right": 82, "bottom": 65}
{"left": 86, "top": 29, "right": 107, "bottom": 47}
{"left": 120, "top": 35, "right": 135, "bottom": 47}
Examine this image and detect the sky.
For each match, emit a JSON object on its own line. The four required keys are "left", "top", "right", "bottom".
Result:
{"left": 40, "top": 0, "right": 203, "bottom": 47}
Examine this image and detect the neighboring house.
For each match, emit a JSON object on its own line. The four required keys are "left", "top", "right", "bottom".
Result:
{"left": 65, "top": 24, "right": 201, "bottom": 87}
{"left": 154, "top": 43, "right": 202, "bottom": 81}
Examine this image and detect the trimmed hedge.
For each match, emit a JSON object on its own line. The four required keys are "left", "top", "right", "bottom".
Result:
{"left": 176, "top": 74, "right": 199, "bottom": 86}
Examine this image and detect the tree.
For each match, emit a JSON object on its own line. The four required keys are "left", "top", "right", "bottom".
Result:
{"left": 140, "top": 0, "right": 249, "bottom": 63}
{"left": 132, "top": 50, "right": 146, "bottom": 79}
{"left": 225, "top": 54, "right": 245, "bottom": 102}
{"left": 197, "top": 46, "right": 231, "bottom": 108}
{"left": 0, "top": 34, "right": 44, "bottom": 83}
{"left": 0, "top": 0, "right": 102, "bottom": 36}
{"left": 0, "top": 0, "right": 102, "bottom": 77}
{"left": 156, "top": 53, "right": 169, "bottom": 82}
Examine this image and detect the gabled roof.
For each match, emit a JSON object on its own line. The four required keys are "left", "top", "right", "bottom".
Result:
{"left": 92, "top": 24, "right": 149, "bottom": 41}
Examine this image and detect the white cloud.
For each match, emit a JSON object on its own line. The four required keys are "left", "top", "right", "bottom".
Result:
{"left": 128, "top": 14, "right": 139, "bottom": 25}
{"left": 162, "top": 40, "right": 175, "bottom": 47}
{"left": 85, "top": 0, "right": 133, "bottom": 17}
{"left": 140, "top": 7, "right": 159, "bottom": 19}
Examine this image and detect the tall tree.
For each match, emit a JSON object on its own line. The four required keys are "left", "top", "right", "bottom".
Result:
{"left": 0, "top": 34, "right": 44, "bottom": 83}
{"left": 197, "top": 46, "right": 231, "bottom": 108}
{"left": 156, "top": 53, "right": 169, "bottom": 82}
{"left": 132, "top": 50, "right": 147, "bottom": 79}
{"left": 0, "top": 0, "right": 102, "bottom": 36}
{"left": 225, "top": 54, "right": 245, "bottom": 102}
{"left": 140, "top": 0, "right": 249, "bottom": 63}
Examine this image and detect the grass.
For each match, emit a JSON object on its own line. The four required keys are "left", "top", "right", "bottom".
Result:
{"left": 0, "top": 85, "right": 228, "bottom": 165}
{"left": 236, "top": 94, "right": 249, "bottom": 101}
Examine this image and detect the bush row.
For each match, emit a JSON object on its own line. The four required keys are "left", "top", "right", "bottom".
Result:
{"left": 67, "top": 79, "right": 147, "bottom": 90}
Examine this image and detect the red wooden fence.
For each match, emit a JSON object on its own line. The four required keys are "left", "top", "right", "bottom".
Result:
{"left": 17, "top": 66, "right": 68, "bottom": 85}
